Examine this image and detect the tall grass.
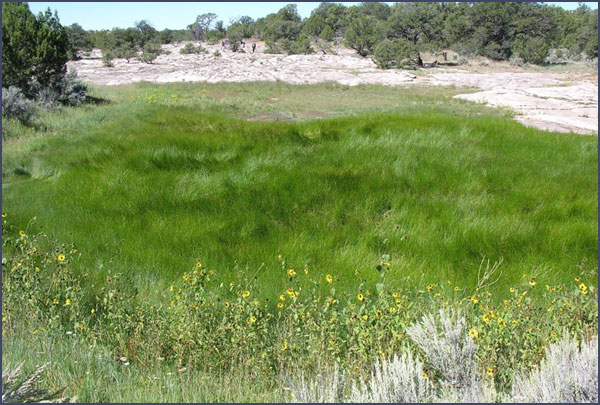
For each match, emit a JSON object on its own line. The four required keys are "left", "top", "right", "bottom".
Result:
{"left": 2, "top": 82, "right": 597, "bottom": 401}
{"left": 2, "top": 83, "right": 597, "bottom": 303}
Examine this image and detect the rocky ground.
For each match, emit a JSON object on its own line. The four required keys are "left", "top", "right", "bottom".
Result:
{"left": 69, "top": 42, "right": 598, "bottom": 135}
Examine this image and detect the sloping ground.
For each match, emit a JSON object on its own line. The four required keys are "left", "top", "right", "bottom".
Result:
{"left": 426, "top": 72, "right": 598, "bottom": 135}
{"left": 68, "top": 42, "right": 598, "bottom": 134}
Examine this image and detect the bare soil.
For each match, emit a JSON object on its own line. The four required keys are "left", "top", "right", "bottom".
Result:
{"left": 69, "top": 42, "right": 598, "bottom": 134}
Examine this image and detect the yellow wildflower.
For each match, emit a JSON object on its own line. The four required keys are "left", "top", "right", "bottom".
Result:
{"left": 529, "top": 279, "right": 536, "bottom": 287}
{"left": 279, "top": 294, "right": 285, "bottom": 301}
{"left": 471, "top": 295, "right": 479, "bottom": 304}
{"left": 389, "top": 306, "right": 396, "bottom": 314}
{"left": 396, "top": 298, "right": 402, "bottom": 307}
{"left": 183, "top": 274, "right": 190, "bottom": 281}
{"left": 481, "top": 314, "right": 490, "bottom": 324}
{"left": 392, "top": 291, "right": 399, "bottom": 298}
{"left": 57, "top": 254, "right": 66, "bottom": 262}
{"left": 304, "top": 268, "right": 309, "bottom": 275}
{"left": 1, "top": 213, "right": 6, "bottom": 218}
{"left": 241, "top": 290, "right": 251, "bottom": 299}
{"left": 454, "top": 286, "right": 460, "bottom": 292}
{"left": 510, "top": 287, "right": 515, "bottom": 293}
{"left": 486, "top": 367, "right": 494, "bottom": 377}
{"left": 326, "top": 274, "right": 333, "bottom": 283}
{"left": 195, "top": 261, "right": 202, "bottom": 268}
{"left": 65, "top": 299, "right": 71, "bottom": 306}
{"left": 468, "top": 327, "right": 479, "bottom": 339}
{"left": 426, "top": 284, "right": 435, "bottom": 292}
{"left": 19, "top": 230, "right": 25, "bottom": 237}
{"left": 286, "top": 269, "right": 296, "bottom": 278}
{"left": 281, "top": 341, "right": 288, "bottom": 351}
{"left": 277, "top": 302, "right": 284, "bottom": 309}
{"left": 91, "top": 308, "right": 95, "bottom": 314}
{"left": 357, "top": 293, "right": 364, "bottom": 302}
{"left": 250, "top": 316, "right": 257, "bottom": 323}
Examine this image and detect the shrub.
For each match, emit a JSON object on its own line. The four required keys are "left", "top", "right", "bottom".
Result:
{"left": 115, "top": 45, "right": 138, "bottom": 63}
{"left": 407, "top": 310, "right": 479, "bottom": 391}
{"left": 512, "top": 334, "right": 598, "bottom": 403}
{"left": 213, "top": 50, "right": 221, "bottom": 57}
{"left": 511, "top": 35, "right": 549, "bottom": 65}
{"left": 288, "top": 314, "right": 597, "bottom": 403}
{"left": 349, "top": 352, "right": 435, "bottom": 402}
{"left": 102, "top": 50, "right": 115, "bottom": 67}
{"left": 2, "top": 87, "right": 35, "bottom": 123}
{"left": 483, "top": 42, "right": 507, "bottom": 61}
{"left": 179, "top": 43, "right": 206, "bottom": 54}
{"left": 139, "top": 42, "right": 163, "bottom": 64}
{"left": 2, "top": 3, "right": 70, "bottom": 98}
{"left": 2, "top": 218, "right": 597, "bottom": 401}
{"left": 58, "top": 69, "right": 88, "bottom": 106}
{"left": 372, "top": 38, "right": 420, "bottom": 69}
{"left": 509, "top": 56, "right": 524, "bottom": 67}
{"left": 345, "top": 16, "right": 379, "bottom": 57}
{"left": 288, "top": 365, "right": 347, "bottom": 403}
{"left": 264, "top": 40, "right": 283, "bottom": 54}
{"left": 280, "top": 34, "right": 314, "bottom": 55}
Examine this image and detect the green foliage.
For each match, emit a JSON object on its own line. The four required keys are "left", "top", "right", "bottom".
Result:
{"left": 101, "top": 50, "right": 115, "bottom": 67}
{"left": 320, "top": 25, "right": 334, "bottom": 42}
{"left": 256, "top": 4, "right": 302, "bottom": 42}
{"left": 280, "top": 34, "right": 314, "bottom": 55}
{"left": 512, "top": 35, "right": 549, "bottom": 65}
{"left": 226, "top": 25, "right": 244, "bottom": 52}
{"left": 388, "top": 2, "right": 443, "bottom": 45}
{"left": 1, "top": 219, "right": 597, "bottom": 399}
{"left": 2, "top": 82, "right": 598, "bottom": 400}
{"left": 2, "top": 3, "right": 70, "bottom": 98}
{"left": 65, "top": 23, "right": 92, "bottom": 59}
{"left": 345, "top": 16, "right": 380, "bottom": 57}
{"left": 139, "top": 42, "right": 163, "bottom": 64}
{"left": 188, "top": 13, "right": 217, "bottom": 41}
{"left": 372, "top": 38, "right": 420, "bottom": 69}
{"left": 179, "top": 43, "right": 206, "bottom": 55}
{"left": 157, "top": 28, "right": 174, "bottom": 44}
{"left": 134, "top": 19, "right": 157, "bottom": 47}
{"left": 115, "top": 44, "right": 138, "bottom": 63}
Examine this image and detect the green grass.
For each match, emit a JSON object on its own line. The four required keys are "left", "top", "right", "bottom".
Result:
{"left": 2, "top": 81, "right": 597, "bottom": 402}
{"left": 2, "top": 82, "right": 597, "bottom": 303}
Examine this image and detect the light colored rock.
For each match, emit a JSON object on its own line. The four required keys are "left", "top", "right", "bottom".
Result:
{"left": 68, "top": 42, "right": 598, "bottom": 134}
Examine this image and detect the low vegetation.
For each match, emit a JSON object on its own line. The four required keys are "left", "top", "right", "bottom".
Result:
{"left": 1, "top": 4, "right": 597, "bottom": 402}
{"left": 2, "top": 80, "right": 598, "bottom": 401}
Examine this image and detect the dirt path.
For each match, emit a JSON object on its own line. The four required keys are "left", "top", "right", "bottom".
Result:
{"left": 69, "top": 42, "right": 598, "bottom": 134}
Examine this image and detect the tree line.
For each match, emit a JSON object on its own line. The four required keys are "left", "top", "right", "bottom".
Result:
{"left": 64, "top": 2, "right": 597, "bottom": 67}
{"left": 2, "top": 2, "right": 598, "bottom": 123}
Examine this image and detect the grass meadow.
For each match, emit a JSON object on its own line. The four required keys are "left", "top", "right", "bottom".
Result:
{"left": 2, "top": 81, "right": 598, "bottom": 402}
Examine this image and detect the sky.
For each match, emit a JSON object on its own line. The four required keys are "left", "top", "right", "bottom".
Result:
{"left": 27, "top": 2, "right": 598, "bottom": 31}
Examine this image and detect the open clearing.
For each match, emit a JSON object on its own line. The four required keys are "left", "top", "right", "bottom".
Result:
{"left": 69, "top": 42, "right": 598, "bottom": 135}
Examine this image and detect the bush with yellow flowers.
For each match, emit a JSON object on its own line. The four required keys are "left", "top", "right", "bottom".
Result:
{"left": 2, "top": 217, "right": 597, "bottom": 395}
